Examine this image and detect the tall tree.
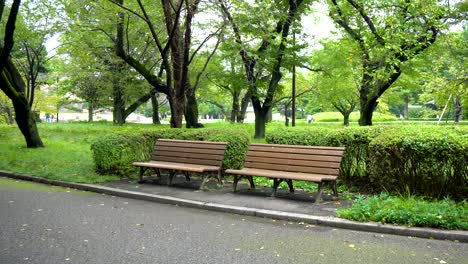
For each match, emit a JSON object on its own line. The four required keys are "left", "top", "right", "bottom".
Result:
{"left": 309, "top": 38, "right": 359, "bottom": 125}
{"left": 12, "top": 0, "right": 60, "bottom": 111}
{"left": 419, "top": 30, "right": 467, "bottom": 122}
{"left": 61, "top": 0, "right": 162, "bottom": 125}
{"left": 203, "top": 52, "right": 250, "bottom": 123}
{"left": 0, "top": 0, "right": 44, "bottom": 147}
{"left": 328, "top": 0, "right": 456, "bottom": 125}
{"left": 219, "top": 0, "right": 308, "bottom": 138}
{"left": 110, "top": 0, "right": 219, "bottom": 128}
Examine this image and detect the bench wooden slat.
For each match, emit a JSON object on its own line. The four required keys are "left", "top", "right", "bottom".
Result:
{"left": 245, "top": 156, "right": 342, "bottom": 169}
{"left": 248, "top": 145, "right": 344, "bottom": 156}
{"left": 152, "top": 151, "right": 224, "bottom": 161}
{"left": 153, "top": 146, "right": 226, "bottom": 156}
{"left": 247, "top": 151, "right": 343, "bottom": 162}
{"left": 225, "top": 168, "right": 337, "bottom": 182}
{"left": 133, "top": 161, "right": 219, "bottom": 172}
{"left": 243, "top": 161, "right": 340, "bottom": 175}
{"left": 152, "top": 155, "right": 222, "bottom": 167}
{"left": 250, "top": 143, "right": 345, "bottom": 151}
{"left": 158, "top": 139, "right": 228, "bottom": 146}
{"left": 156, "top": 140, "right": 227, "bottom": 150}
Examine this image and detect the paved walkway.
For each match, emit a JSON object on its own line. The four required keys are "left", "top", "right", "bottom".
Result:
{"left": 2, "top": 171, "right": 467, "bottom": 242}
{"left": 3, "top": 177, "right": 467, "bottom": 264}
{"left": 101, "top": 176, "right": 351, "bottom": 218}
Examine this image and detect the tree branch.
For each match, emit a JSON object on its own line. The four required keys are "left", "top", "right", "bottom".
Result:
{"left": 329, "top": 0, "right": 364, "bottom": 47}
{"left": 107, "top": 0, "right": 147, "bottom": 21}
{"left": 346, "top": 0, "right": 385, "bottom": 45}
{"left": 0, "top": 0, "right": 21, "bottom": 67}
{"left": 189, "top": 24, "right": 224, "bottom": 64}
{"left": 192, "top": 28, "right": 223, "bottom": 91}
{"left": 0, "top": 0, "right": 5, "bottom": 23}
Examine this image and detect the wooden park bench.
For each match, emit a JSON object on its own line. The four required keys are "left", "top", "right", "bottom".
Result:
{"left": 225, "top": 143, "right": 345, "bottom": 203}
{"left": 133, "top": 139, "right": 228, "bottom": 190}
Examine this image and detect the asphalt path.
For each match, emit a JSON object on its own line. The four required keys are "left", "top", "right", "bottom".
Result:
{"left": 1, "top": 177, "right": 467, "bottom": 264}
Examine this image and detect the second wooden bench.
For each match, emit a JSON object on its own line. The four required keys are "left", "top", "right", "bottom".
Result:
{"left": 225, "top": 143, "right": 345, "bottom": 203}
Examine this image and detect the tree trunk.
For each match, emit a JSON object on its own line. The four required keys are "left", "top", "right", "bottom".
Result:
{"left": 13, "top": 99, "right": 44, "bottom": 147}
{"left": 254, "top": 110, "right": 266, "bottom": 139}
{"left": 1, "top": 61, "right": 44, "bottom": 147}
{"left": 151, "top": 93, "right": 160, "bottom": 125}
{"left": 359, "top": 88, "right": 378, "bottom": 126}
{"left": 237, "top": 91, "right": 250, "bottom": 123}
{"left": 113, "top": 84, "right": 125, "bottom": 125}
{"left": 168, "top": 89, "right": 184, "bottom": 128}
{"left": 184, "top": 87, "right": 203, "bottom": 128}
{"left": 359, "top": 104, "right": 374, "bottom": 126}
{"left": 454, "top": 97, "right": 463, "bottom": 123}
{"left": 343, "top": 111, "right": 350, "bottom": 126}
{"left": 284, "top": 103, "right": 289, "bottom": 126}
{"left": 266, "top": 107, "right": 273, "bottom": 123}
{"left": 55, "top": 108, "right": 60, "bottom": 123}
{"left": 88, "top": 105, "right": 93, "bottom": 122}
{"left": 230, "top": 91, "right": 239, "bottom": 122}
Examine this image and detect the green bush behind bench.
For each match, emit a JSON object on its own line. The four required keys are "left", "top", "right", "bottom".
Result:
{"left": 91, "top": 127, "right": 250, "bottom": 176}
{"left": 266, "top": 125, "right": 468, "bottom": 200}
{"left": 91, "top": 124, "right": 467, "bottom": 199}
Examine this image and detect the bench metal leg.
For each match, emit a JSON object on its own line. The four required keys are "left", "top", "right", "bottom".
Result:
{"left": 314, "top": 182, "right": 324, "bottom": 203}
{"left": 330, "top": 181, "right": 338, "bottom": 196}
{"left": 247, "top": 176, "right": 256, "bottom": 190}
{"left": 199, "top": 175, "right": 209, "bottom": 190}
{"left": 286, "top": 179, "right": 294, "bottom": 193}
{"left": 154, "top": 168, "right": 162, "bottom": 180}
{"left": 138, "top": 167, "right": 148, "bottom": 183}
{"left": 167, "top": 170, "right": 176, "bottom": 186}
{"left": 183, "top": 171, "right": 191, "bottom": 182}
{"left": 216, "top": 170, "right": 223, "bottom": 185}
{"left": 271, "top": 179, "right": 282, "bottom": 197}
{"left": 233, "top": 176, "right": 240, "bottom": 192}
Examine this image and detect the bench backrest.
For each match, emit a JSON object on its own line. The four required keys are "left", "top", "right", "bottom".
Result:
{"left": 151, "top": 139, "right": 227, "bottom": 167}
{"left": 244, "top": 143, "right": 345, "bottom": 176}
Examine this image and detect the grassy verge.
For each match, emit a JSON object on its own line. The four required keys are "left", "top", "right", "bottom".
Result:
{"left": 0, "top": 122, "right": 142, "bottom": 183}
{"left": 337, "top": 193, "right": 468, "bottom": 230}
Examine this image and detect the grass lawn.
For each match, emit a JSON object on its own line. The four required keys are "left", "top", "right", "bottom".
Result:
{"left": 0, "top": 122, "right": 132, "bottom": 183}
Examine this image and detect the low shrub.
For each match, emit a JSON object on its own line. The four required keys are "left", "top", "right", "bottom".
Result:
{"left": 312, "top": 112, "right": 398, "bottom": 123}
{"left": 368, "top": 126, "right": 468, "bottom": 199}
{"left": 266, "top": 125, "right": 468, "bottom": 199}
{"left": 337, "top": 193, "right": 468, "bottom": 230}
{"left": 91, "top": 127, "right": 250, "bottom": 176}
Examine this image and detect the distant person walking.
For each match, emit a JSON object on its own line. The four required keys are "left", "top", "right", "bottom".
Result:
{"left": 307, "top": 114, "right": 313, "bottom": 124}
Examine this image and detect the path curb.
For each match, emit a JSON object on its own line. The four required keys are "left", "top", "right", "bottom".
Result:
{"left": 1, "top": 170, "right": 467, "bottom": 243}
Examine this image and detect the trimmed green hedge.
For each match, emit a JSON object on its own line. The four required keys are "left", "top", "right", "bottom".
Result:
{"left": 266, "top": 125, "right": 468, "bottom": 200}
{"left": 91, "top": 128, "right": 250, "bottom": 176}
{"left": 369, "top": 126, "right": 468, "bottom": 199}
{"left": 312, "top": 112, "right": 398, "bottom": 122}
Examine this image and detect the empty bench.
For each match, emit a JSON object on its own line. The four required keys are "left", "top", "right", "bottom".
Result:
{"left": 133, "top": 139, "right": 228, "bottom": 190}
{"left": 225, "top": 143, "right": 345, "bottom": 203}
